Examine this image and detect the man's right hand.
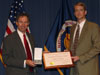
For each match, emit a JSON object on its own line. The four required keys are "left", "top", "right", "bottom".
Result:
{"left": 26, "top": 60, "right": 36, "bottom": 67}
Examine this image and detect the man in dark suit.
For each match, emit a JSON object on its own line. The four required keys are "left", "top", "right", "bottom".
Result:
{"left": 2, "top": 13, "right": 36, "bottom": 75}
{"left": 69, "top": 2, "right": 100, "bottom": 75}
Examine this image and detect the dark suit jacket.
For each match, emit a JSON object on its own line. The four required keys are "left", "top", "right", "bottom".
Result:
{"left": 2, "top": 31, "right": 35, "bottom": 75}
{"left": 69, "top": 20, "right": 100, "bottom": 75}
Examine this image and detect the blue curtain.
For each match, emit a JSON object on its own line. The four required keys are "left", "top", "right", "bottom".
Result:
{"left": 0, "top": 0, "right": 100, "bottom": 75}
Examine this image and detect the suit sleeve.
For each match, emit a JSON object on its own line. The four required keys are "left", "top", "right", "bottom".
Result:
{"left": 2, "top": 37, "right": 25, "bottom": 68}
{"left": 79, "top": 24, "right": 100, "bottom": 64}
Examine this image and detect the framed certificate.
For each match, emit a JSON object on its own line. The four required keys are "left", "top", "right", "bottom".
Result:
{"left": 43, "top": 51, "right": 74, "bottom": 69}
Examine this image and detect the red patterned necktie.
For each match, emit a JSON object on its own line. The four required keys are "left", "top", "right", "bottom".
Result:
{"left": 23, "top": 34, "right": 33, "bottom": 72}
{"left": 72, "top": 25, "right": 80, "bottom": 56}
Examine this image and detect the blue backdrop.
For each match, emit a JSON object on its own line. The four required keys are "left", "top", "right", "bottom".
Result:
{"left": 0, "top": 0, "right": 100, "bottom": 75}
{"left": 0, "top": 0, "right": 100, "bottom": 48}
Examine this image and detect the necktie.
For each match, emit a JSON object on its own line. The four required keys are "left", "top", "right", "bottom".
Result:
{"left": 72, "top": 25, "right": 80, "bottom": 75}
{"left": 72, "top": 25, "right": 80, "bottom": 56}
{"left": 23, "top": 34, "right": 33, "bottom": 72}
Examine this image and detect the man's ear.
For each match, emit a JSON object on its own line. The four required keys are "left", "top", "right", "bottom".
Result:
{"left": 85, "top": 10, "right": 87, "bottom": 15}
{"left": 16, "top": 21, "right": 18, "bottom": 26}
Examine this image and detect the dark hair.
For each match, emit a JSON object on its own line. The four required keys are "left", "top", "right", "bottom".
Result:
{"left": 16, "top": 13, "right": 30, "bottom": 22}
{"left": 74, "top": 2, "right": 87, "bottom": 10}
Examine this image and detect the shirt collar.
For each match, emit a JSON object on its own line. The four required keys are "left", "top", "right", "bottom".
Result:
{"left": 17, "top": 29, "right": 26, "bottom": 36}
{"left": 77, "top": 19, "right": 86, "bottom": 27}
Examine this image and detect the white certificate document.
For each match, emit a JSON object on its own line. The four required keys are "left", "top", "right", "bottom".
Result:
{"left": 43, "top": 51, "right": 74, "bottom": 69}
{"left": 34, "top": 48, "right": 43, "bottom": 65}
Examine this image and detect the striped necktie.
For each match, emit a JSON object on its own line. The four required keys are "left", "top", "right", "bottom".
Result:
{"left": 72, "top": 25, "right": 80, "bottom": 56}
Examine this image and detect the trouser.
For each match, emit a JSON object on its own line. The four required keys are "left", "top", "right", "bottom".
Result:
{"left": 27, "top": 67, "right": 37, "bottom": 75}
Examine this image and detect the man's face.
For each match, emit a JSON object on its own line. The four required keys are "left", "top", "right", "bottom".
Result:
{"left": 16, "top": 16, "right": 29, "bottom": 33}
{"left": 74, "top": 5, "right": 87, "bottom": 20}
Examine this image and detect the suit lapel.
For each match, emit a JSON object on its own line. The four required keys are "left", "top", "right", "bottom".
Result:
{"left": 78, "top": 20, "right": 88, "bottom": 45}
{"left": 70, "top": 24, "right": 77, "bottom": 45}
{"left": 70, "top": 21, "right": 88, "bottom": 47}
{"left": 14, "top": 31, "right": 26, "bottom": 59}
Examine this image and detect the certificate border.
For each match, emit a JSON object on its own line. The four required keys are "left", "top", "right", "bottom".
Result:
{"left": 43, "top": 51, "right": 74, "bottom": 69}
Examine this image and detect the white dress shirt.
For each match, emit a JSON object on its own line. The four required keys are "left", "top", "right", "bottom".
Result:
{"left": 17, "top": 29, "right": 33, "bottom": 68}
{"left": 73, "top": 19, "right": 86, "bottom": 42}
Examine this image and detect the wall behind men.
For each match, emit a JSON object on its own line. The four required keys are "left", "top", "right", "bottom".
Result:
{"left": 0, "top": 0, "right": 100, "bottom": 48}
